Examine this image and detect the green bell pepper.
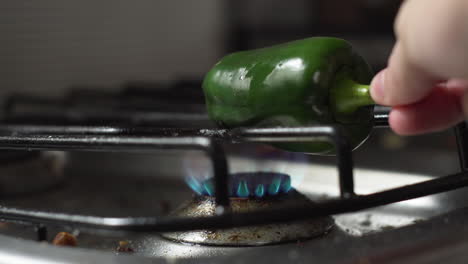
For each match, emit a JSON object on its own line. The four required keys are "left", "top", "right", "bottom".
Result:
{"left": 202, "top": 37, "right": 375, "bottom": 154}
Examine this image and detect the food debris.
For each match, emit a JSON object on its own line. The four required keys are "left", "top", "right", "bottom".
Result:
{"left": 116, "top": 241, "right": 134, "bottom": 253}
{"left": 52, "top": 232, "right": 77, "bottom": 247}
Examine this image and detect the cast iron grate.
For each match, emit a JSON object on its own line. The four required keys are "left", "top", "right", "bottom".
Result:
{"left": 0, "top": 86, "right": 465, "bottom": 241}
{"left": 0, "top": 117, "right": 466, "bottom": 242}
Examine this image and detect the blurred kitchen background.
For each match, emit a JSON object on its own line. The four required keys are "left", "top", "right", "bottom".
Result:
{"left": 0, "top": 0, "right": 460, "bottom": 176}
{"left": 0, "top": 0, "right": 401, "bottom": 95}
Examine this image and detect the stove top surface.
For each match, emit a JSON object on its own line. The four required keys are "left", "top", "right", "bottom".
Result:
{"left": 0, "top": 149, "right": 465, "bottom": 264}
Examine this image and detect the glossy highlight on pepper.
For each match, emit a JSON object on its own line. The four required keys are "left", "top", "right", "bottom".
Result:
{"left": 203, "top": 37, "right": 375, "bottom": 154}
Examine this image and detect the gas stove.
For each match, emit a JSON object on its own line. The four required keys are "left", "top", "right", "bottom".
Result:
{"left": 0, "top": 81, "right": 467, "bottom": 263}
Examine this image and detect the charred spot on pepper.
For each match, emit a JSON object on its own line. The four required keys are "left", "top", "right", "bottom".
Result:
{"left": 116, "top": 240, "right": 134, "bottom": 253}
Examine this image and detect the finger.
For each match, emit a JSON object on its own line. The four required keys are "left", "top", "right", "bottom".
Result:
{"left": 370, "top": 43, "right": 437, "bottom": 106}
{"left": 389, "top": 87, "right": 464, "bottom": 135}
{"left": 371, "top": 0, "right": 468, "bottom": 107}
{"left": 397, "top": 0, "right": 468, "bottom": 79}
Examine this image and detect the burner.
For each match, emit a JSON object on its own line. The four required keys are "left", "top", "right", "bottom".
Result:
{"left": 187, "top": 172, "right": 292, "bottom": 198}
{"left": 163, "top": 173, "right": 334, "bottom": 246}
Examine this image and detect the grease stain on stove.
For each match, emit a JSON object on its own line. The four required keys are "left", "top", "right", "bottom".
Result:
{"left": 359, "top": 214, "right": 372, "bottom": 227}
{"left": 227, "top": 233, "right": 246, "bottom": 242}
{"left": 360, "top": 219, "right": 372, "bottom": 227}
{"left": 198, "top": 129, "right": 227, "bottom": 137}
{"left": 205, "top": 230, "right": 220, "bottom": 240}
{"left": 380, "top": 225, "right": 395, "bottom": 231}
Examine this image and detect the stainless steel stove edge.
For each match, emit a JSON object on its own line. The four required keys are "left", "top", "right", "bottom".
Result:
{"left": 0, "top": 234, "right": 157, "bottom": 264}
{"left": 2, "top": 206, "right": 468, "bottom": 264}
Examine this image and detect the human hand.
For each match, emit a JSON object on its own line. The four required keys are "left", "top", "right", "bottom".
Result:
{"left": 370, "top": 0, "right": 468, "bottom": 135}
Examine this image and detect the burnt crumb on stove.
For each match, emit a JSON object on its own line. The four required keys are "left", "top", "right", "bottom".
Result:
{"left": 52, "top": 232, "right": 77, "bottom": 247}
{"left": 116, "top": 241, "right": 134, "bottom": 253}
{"left": 205, "top": 230, "right": 220, "bottom": 240}
{"left": 228, "top": 234, "right": 245, "bottom": 241}
{"left": 251, "top": 232, "right": 261, "bottom": 239}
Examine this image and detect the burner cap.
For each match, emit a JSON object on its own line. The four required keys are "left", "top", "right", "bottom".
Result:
{"left": 162, "top": 190, "right": 334, "bottom": 246}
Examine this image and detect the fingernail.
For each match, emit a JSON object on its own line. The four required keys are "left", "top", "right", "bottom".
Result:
{"left": 370, "top": 70, "right": 385, "bottom": 102}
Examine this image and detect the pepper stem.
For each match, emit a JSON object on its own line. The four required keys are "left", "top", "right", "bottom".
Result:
{"left": 331, "top": 76, "right": 375, "bottom": 116}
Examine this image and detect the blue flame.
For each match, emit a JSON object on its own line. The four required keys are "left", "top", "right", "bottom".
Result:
{"left": 237, "top": 180, "right": 250, "bottom": 198}
{"left": 203, "top": 181, "right": 215, "bottom": 196}
{"left": 255, "top": 184, "right": 265, "bottom": 197}
{"left": 185, "top": 176, "right": 203, "bottom": 195}
{"left": 268, "top": 176, "right": 281, "bottom": 195}
{"left": 187, "top": 172, "right": 292, "bottom": 198}
{"left": 184, "top": 146, "right": 309, "bottom": 199}
{"left": 281, "top": 176, "right": 292, "bottom": 193}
